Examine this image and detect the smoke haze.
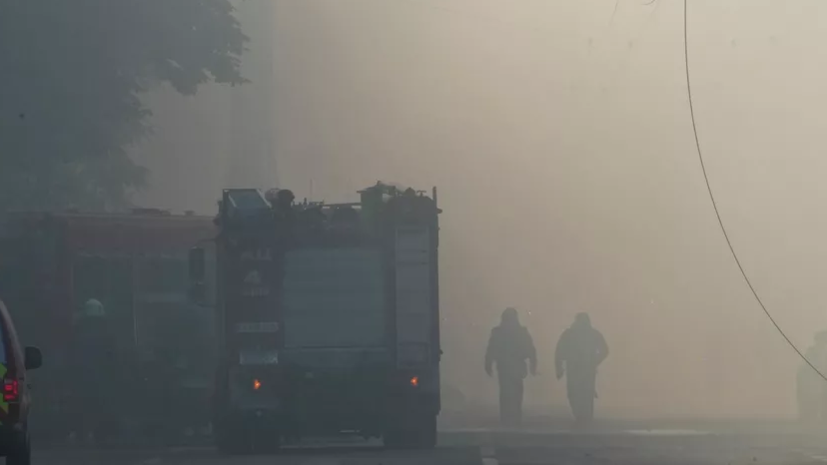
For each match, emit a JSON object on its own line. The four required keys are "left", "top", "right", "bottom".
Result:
{"left": 133, "top": 0, "right": 827, "bottom": 419}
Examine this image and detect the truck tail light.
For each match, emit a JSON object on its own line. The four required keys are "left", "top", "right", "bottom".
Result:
{"left": 3, "top": 379, "right": 19, "bottom": 402}
{"left": 409, "top": 376, "right": 419, "bottom": 388}
{"left": 253, "top": 379, "right": 262, "bottom": 390}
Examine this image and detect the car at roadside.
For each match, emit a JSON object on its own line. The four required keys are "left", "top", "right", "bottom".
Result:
{"left": 0, "top": 298, "right": 42, "bottom": 465}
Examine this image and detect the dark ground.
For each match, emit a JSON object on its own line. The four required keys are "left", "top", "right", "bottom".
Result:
{"left": 31, "top": 417, "right": 827, "bottom": 465}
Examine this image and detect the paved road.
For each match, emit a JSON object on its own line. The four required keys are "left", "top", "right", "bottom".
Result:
{"left": 33, "top": 446, "right": 482, "bottom": 465}
{"left": 31, "top": 427, "right": 827, "bottom": 465}
{"left": 465, "top": 427, "right": 827, "bottom": 465}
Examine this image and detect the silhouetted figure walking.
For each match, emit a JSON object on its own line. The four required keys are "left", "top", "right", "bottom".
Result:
{"left": 555, "top": 313, "right": 608, "bottom": 424}
{"left": 485, "top": 308, "right": 537, "bottom": 426}
{"left": 798, "top": 331, "right": 827, "bottom": 423}
{"left": 69, "top": 299, "right": 120, "bottom": 444}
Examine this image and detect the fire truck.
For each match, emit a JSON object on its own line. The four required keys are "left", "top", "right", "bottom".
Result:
{"left": 0, "top": 209, "right": 217, "bottom": 442}
{"left": 188, "top": 183, "right": 442, "bottom": 452}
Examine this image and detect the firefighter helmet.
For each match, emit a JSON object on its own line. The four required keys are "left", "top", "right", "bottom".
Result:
{"left": 79, "top": 298, "right": 106, "bottom": 318}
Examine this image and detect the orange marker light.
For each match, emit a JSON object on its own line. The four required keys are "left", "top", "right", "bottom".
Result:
{"left": 410, "top": 376, "right": 419, "bottom": 387}
{"left": 253, "top": 379, "right": 262, "bottom": 390}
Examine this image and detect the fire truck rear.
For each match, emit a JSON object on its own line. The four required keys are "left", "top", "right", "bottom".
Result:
{"left": 189, "top": 183, "right": 441, "bottom": 452}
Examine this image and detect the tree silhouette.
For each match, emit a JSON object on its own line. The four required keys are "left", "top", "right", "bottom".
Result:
{"left": 0, "top": 0, "right": 248, "bottom": 211}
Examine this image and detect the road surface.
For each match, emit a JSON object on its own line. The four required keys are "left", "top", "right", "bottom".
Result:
{"left": 32, "top": 425, "right": 827, "bottom": 465}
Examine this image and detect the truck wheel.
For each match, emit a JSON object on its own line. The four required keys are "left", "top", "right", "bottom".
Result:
{"left": 250, "top": 429, "right": 281, "bottom": 454}
{"left": 6, "top": 431, "right": 31, "bottom": 465}
{"left": 216, "top": 430, "right": 247, "bottom": 455}
{"left": 215, "top": 420, "right": 249, "bottom": 455}
{"left": 384, "top": 414, "right": 437, "bottom": 450}
{"left": 415, "top": 414, "right": 437, "bottom": 449}
{"left": 216, "top": 421, "right": 281, "bottom": 455}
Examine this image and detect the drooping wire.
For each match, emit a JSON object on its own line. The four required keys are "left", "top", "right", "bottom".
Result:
{"left": 683, "top": 0, "right": 827, "bottom": 382}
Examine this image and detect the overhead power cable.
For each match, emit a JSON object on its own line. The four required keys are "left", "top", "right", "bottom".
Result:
{"left": 682, "top": 0, "right": 827, "bottom": 382}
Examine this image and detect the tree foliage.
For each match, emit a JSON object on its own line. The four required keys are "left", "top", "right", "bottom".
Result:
{"left": 0, "top": 0, "right": 248, "bottom": 211}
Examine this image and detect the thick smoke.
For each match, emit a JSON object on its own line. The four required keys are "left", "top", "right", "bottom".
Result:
{"left": 134, "top": 0, "right": 827, "bottom": 419}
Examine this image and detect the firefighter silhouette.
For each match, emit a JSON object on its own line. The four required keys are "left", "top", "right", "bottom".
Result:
{"left": 555, "top": 313, "right": 608, "bottom": 424}
{"left": 797, "top": 330, "right": 827, "bottom": 423}
{"left": 70, "top": 298, "right": 119, "bottom": 443}
{"left": 485, "top": 307, "right": 537, "bottom": 426}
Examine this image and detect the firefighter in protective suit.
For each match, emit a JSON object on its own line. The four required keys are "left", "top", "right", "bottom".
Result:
{"left": 555, "top": 313, "right": 608, "bottom": 424}
{"left": 69, "top": 299, "right": 119, "bottom": 444}
{"left": 485, "top": 308, "right": 537, "bottom": 426}
{"left": 797, "top": 331, "right": 827, "bottom": 423}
